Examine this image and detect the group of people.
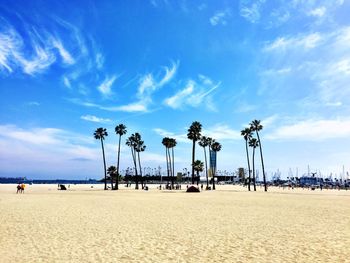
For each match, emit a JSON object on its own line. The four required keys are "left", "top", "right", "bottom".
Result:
{"left": 16, "top": 183, "right": 25, "bottom": 194}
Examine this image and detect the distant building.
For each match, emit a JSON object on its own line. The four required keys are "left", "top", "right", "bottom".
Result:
{"left": 299, "top": 176, "right": 323, "bottom": 186}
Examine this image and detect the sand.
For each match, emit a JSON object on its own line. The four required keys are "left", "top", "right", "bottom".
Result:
{"left": 0, "top": 184, "right": 349, "bottom": 263}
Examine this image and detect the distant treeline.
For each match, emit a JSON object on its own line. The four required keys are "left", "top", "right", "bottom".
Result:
{"left": 0, "top": 177, "right": 99, "bottom": 184}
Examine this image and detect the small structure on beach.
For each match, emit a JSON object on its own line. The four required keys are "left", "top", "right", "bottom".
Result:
{"left": 186, "top": 185, "right": 200, "bottom": 192}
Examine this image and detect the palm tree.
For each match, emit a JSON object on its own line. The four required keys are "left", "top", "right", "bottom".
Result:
{"left": 241, "top": 127, "right": 253, "bottom": 191}
{"left": 169, "top": 138, "right": 177, "bottom": 188}
{"left": 211, "top": 141, "right": 222, "bottom": 190}
{"left": 94, "top": 128, "right": 108, "bottom": 190}
{"left": 107, "top": 165, "right": 117, "bottom": 189}
{"left": 192, "top": 160, "right": 204, "bottom": 184}
{"left": 162, "top": 137, "right": 171, "bottom": 185}
{"left": 250, "top": 120, "right": 267, "bottom": 191}
{"left": 126, "top": 134, "right": 139, "bottom": 189}
{"left": 199, "top": 136, "right": 210, "bottom": 189}
{"left": 115, "top": 124, "right": 127, "bottom": 190}
{"left": 187, "top": 121, "right": 202, "bottom": 184}
{"left": 249, "top": 138, "right": 259, "bottom": 191}
{"left": 134, "top": 134, "right": 146, "bottom": 188}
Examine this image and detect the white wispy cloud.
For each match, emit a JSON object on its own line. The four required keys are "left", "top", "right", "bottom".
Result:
{"left": 137, "top": 61, "right": 178, "bottom": 98}
{"left": 102, "top": 102, "right": 148, "bottom": 113}
{"left": 240, "top": 0, "right": 265, "bottom": 23}
{"left": 69, "top": 98, "right": 148, "bottom": 113}
{"left": 63, "top": 76, "right": 71, "bottom": 88}
{"left": 80, "top": 115, "right": 112, "bottom": 123}
{"left": 0, "top": 124, "right": 104, "bottom": 178}
{"left": 163, "top": 81, "right": 194, "bottom": 109}
{"left": 267, "top": 118, "right": 350, "bottom": 141}
{"left": 95, "top": 52, "right": 104, "bottom": 69}
{"left": 26, "top": 101, "right": 40, "bottom": 107}
{"left": 164, "top": 75, "right": 220, "bottom": 110}
{"left": 51, "top": 37, "right": 75, "bottom": 64}
{"left": 261, "top": 67, "right": 292, "bottom": 75}
{"left": 153, "top": 128, "right": 188, "bottom": 143}
{"left": 153, "top": 124, "right": 241, "bottom": 143}
{"left": 203, "top": 124, "right": 241, "bottom": 141}
{"left": 113, "top": 61, "right": 179, "bottom": 112}
{"left": 308, "top": 6, "right": 326, "bottom": 17}
{"left": 260, "top": 26, "right": 350, "bottom": 107}
{"left": 0, "top": 18, "right": 82, "bottom": 76}
{"left": 210, "top": 10, "right": 230, "bottom": 26}
{"left": 97, "top": 75, "right": 117, "bottom": 96}
{"left": 264, "top": 32, "right": 322, "bottom": 52}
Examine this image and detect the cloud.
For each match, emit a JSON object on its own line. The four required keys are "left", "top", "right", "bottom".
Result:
{"left": 51, "top": 37, "right": 75, "bottom": 64}
{"left": 117, "top": 61, "right": 179, "bottom": 112}
{"left": 267, "top": 118, "right": 350, "bottom": 141}
{"left": 95, "top": 52, "right": 104, "bottom": 69}
{"left": 138, "top": 61, "right": 178, "bottom": 98}
{"left": 102, "top": 102, "right": 148, "bottom": 113}
{"left": 80, "top": 115, "right": 112, "bottom": 123}
{"left": 264, "top": 33, "right": 322, "bottom": 52}
{"left": 0, "top": 17, "right": 84, "bottom": 76}
{"left": 69, "top": 98, "right": 148, "bottom": 113}
{"left": 261, "top": 67, "right": 292, "bottom": 75}
{"left": 203, "top": 124, "right": 241, "bottom": 141}
{"left": 308, "top": 6, "right": 326, "bottom": 17}
{"left": 63, "top": 76, "right": 71, "bottom": 88}
{"left": 210, "top": 10, "right": 230, "bottom": 26}
{"left": 260, "top": 26, "right": 350, "bottom": 107}
{"left": 240, "top": 0, "right": 265, "bottom": 23}
{"left": 164, "top": 75, "right": 220, "bottom": 110}
{"left": 26, "top": 101, "right": 40, "bottom": 107}
{"left": 152, "top": 128, "right": 189, "bottom": 143}
{"left": 97, "top": 75, "right": 117, "bottom": 96}
{"left": 163, "top": 81, "right": 194, "bottom": 109}
{"left": 0, "top": 124, "right": 102, "bottom": 178}
{"left": 153, "top": 124, "right": 241, "bottom": 142}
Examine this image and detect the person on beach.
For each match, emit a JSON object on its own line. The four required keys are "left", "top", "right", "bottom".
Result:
{"left": 16, "top": 183, "right": 21, "bottom": 194}
{"left": 21, "top": 183, "right": 25, "bottom": 193}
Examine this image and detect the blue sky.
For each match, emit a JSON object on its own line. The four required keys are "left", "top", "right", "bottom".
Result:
{"left": 1, "top": 0, "right": 350, "bottom": 180}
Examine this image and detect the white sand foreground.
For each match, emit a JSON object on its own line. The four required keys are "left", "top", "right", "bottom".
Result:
{"left": 0, "top": 184, "right": 349, "bottom": 263}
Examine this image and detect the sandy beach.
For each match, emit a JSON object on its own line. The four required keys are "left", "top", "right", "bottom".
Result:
{"left": 0, "top": 184, "right": 349, "bottom": 263}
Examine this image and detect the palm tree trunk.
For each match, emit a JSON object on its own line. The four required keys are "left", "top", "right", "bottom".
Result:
{"left": 203, "top": 147, "right": 209, "bottom": 189}
{"left": 245, "top": 140, "right": 251, "bottom": 191}
{"left": 130, "top": 147, "right": 139, "bottom": 189}
{"left": 168, "top": 148, "right": 173, "bottom": 188}
{"left": 115, "top": 135, "right": 122, "bottom": 190}
{"left": 101, "top": 138, "right": 107, "bottom": 190}
{"left": 212, "top": 153, "right": 216, "bottom": 190}
{"left": 253, "top": 147, "right": 256, "bottom": 191}
{"left": 138, "top": 151, "right": 143, "bottom": 189}
{"left": 256, "top": 132, "right": 267, "bottom": 192}
{"left": 172, "top": 147, "right": 175, "bottom": 188}
{"left": 165, "top": 147, "right": 169, "bottom": 185}
{"left": 191, "top": 140, "right": 195, "bottom": 184}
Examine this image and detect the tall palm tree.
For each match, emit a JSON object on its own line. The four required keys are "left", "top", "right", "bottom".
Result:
{"left": 115, "top": 124, "right": 127, "bottom": 190}
{"left": 193, "top": 160, "right": 204, "bottom": 184}
{"left": 211, "top": 141, "right": 222, "bottom": 190}
{"left": 187, "top": 121, "right": 202, "bottom": 184}
{"left": 107, "top": 165, "right": 117, "bottom": 189}
{"left": 94, "top": 127, "right": 108, "bottom": 190}
{"left": 135, "top": 134, "right": 146, "bottom": 189}
{"left": 249, "top": 138, "right": 259, "bottom": 191}
{"left": 162, "top": 137, "right": 171, "bottom": 184}
{"left": 169, "top": 138, "right": 177, "bottom": 188}
{"left": 241, "top": 127, "right": 253, "bottom": 191}
{"left": 199, "top": 136, "right": 210, "bottom": 189}
{"left": 250, "top": 119, "right": 267, "bottom": 191}
{"left": 126, "top": 134, "right": 139, "bottom": 189}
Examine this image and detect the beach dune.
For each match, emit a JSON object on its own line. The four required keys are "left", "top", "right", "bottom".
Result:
{"left": 0, "top": 184, "right": 349, "bottom": 262}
